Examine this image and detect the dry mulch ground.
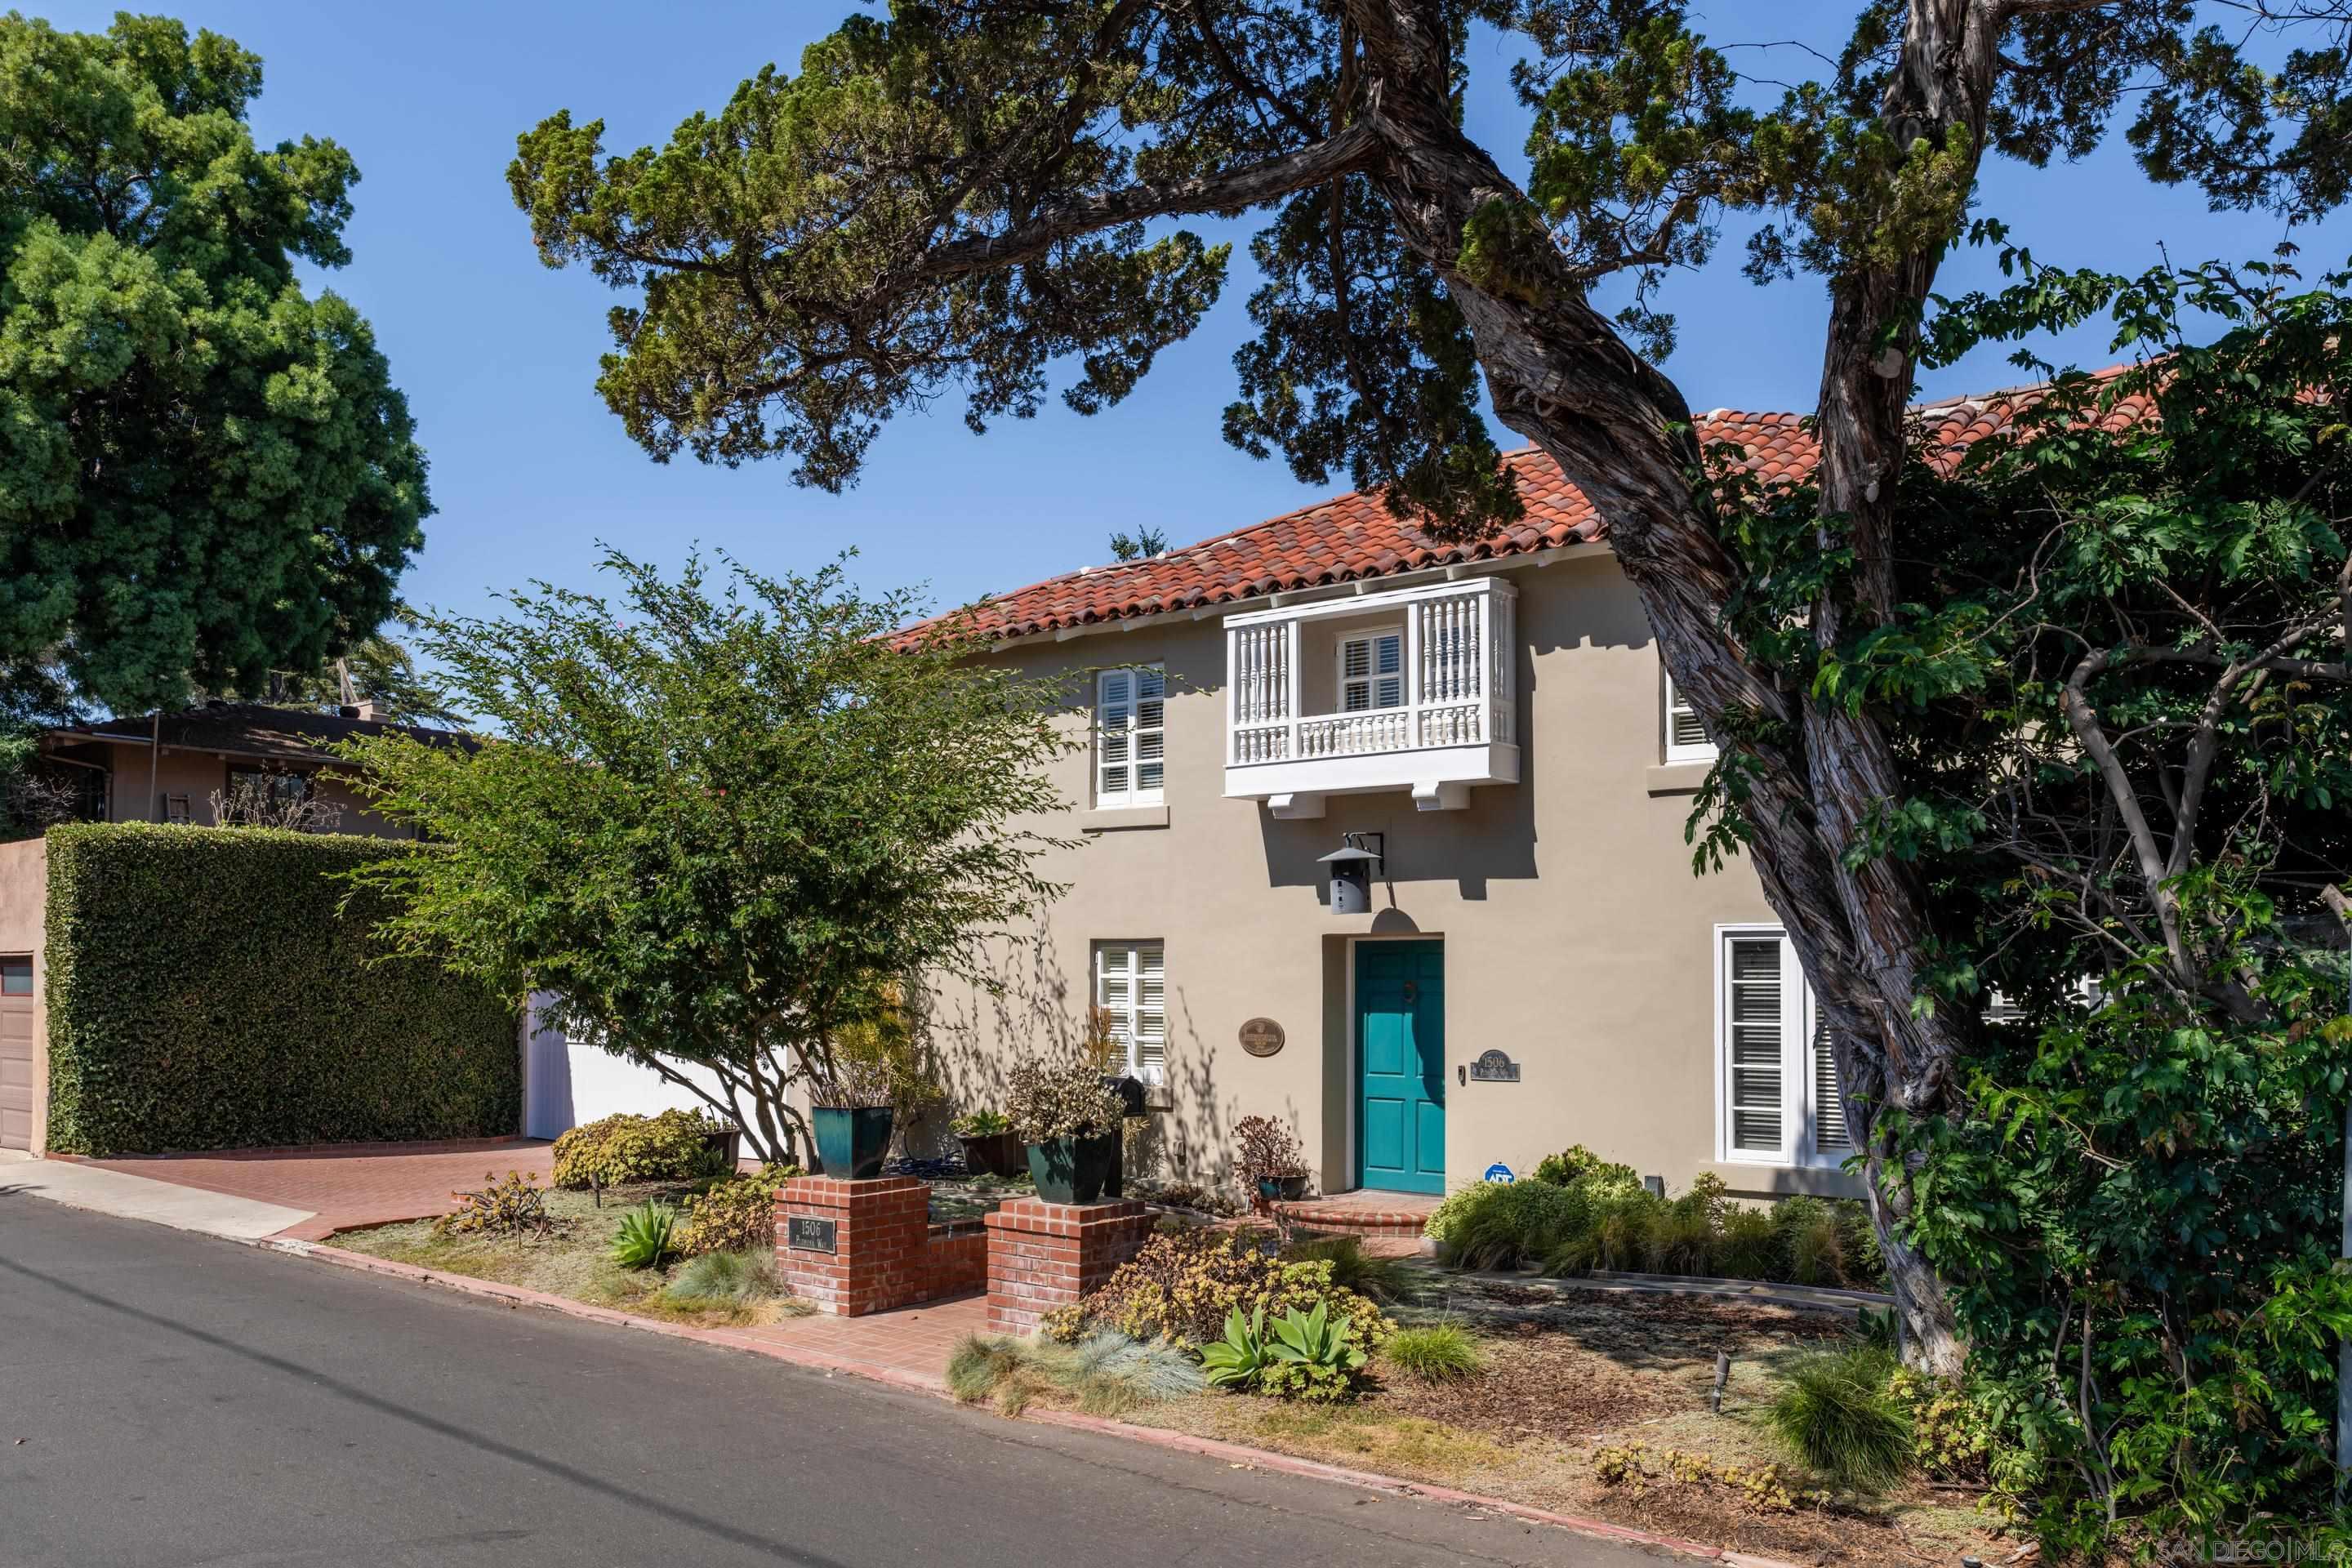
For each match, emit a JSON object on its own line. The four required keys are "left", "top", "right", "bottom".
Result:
{"left": 1120, "top": 1270, "right": 2012, "bottom": 1568}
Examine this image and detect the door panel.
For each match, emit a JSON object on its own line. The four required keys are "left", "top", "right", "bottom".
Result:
{"left": 1, "top": 954, "right": 33, "bottom": 1151}
{"left": 1356, "top": 941, "right": 1445, "bottom": 1194}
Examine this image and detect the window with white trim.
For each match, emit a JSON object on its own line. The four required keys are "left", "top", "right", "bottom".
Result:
{"left": 1664, "top": 673, "right": 1716, "bottom": 764}
{"left": 1093, "top": 942, "right": 1165, "bottom": 1084}
{"left": 1096, "top": 666, "right": 1165, "bottom": 807}
{"left": 1338, "top": 629, "right": 1404, "bottom": 712}
{"left": 1717, "top": 927, "right": 1851, "bottom": 1166}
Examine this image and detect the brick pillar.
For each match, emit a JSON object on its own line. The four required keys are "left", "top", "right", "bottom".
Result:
{"left": 982, "top": 1196, "right": 1152, "bottom": 1337}
{"left": 775, "top": 1175, "right": 929, "bottom": 1317}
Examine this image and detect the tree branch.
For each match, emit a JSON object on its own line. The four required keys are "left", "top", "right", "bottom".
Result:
{"left": 918, "top": 122, "right": 1383, "bottom": 279}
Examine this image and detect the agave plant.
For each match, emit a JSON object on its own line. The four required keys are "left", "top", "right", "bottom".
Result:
{"left": 1198, "top": 1305, "right": 1272, "bottom": 1391}
{"left": 609, "top": 1200, "right": 679, "bottom": 1270}
{"left": 1266, "top": 1300, "right": 1365, "bottom": 1378}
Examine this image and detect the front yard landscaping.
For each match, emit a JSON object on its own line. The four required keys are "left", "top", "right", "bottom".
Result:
{"left": 953, "top": 1230, "right": 2011, "bottom": 1568}
{"left": 332, "top": 1176, "right": 812, "bottom": 1330}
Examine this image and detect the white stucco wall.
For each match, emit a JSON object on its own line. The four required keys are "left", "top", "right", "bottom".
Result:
{"left": 519, "top": 993, "right": 727, "bottom": 1138}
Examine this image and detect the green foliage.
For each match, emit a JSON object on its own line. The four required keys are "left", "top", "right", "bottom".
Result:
{"left": 1258, "top": 1299, "right": 1370, "bottom": 1401}
{"left": 1380, "top": 1324, "right": 1484, "bottom": 1385}
{"left": 336, "top": 550, "right": 1077, "bottom": 1165}
{"left": 1764, "top": 1348, "right": 1913, "bottom": 1491}
{"left": 1038, "top": 1227, "right": 1393, "bottom": 1377}
{"left": 1278, "top": 1235, "right": 1411, "bottom": 1304}
{"left": 434, "top": 1170, "right": 554, "bottom": 1238}
{"left": 550, "top": 1110, "right": 724, "bottom": 1192}
{"left": 608, "top": 1201, "right": 679, "bottom": 1270}
{"left": 41, "top": 824, "right": 517, "bottom": 1155}
{"left": 951, "top": 1110, "right": 1010, "bottom": 1136}
{"left": 662, "top": 1249, "right": 780, "bottom": 1308}
{"left": 1528, "top": 1144, "right": 1637, "bottom": 1191}
{"left": 0, "top": 13, "right": 428, "bottom": 715}
{"left": 678, "top": 1166, "right": 797, "bottom": 1257}
{"left": 1199, "top": 1305, "right": 1274, "bottom": 1392}
{"left": 1424, "top": 1178, "right": 1592, "bottom": 1271}
{"left": 947, "top": 1332, "right": 1205, "bottom": 1418}
{"left": 1886, "top": 1368, "right": 1993, "bottom": 1483}
{"left": 1004, "top": 1057, "right": 1124, "bottom": 1142}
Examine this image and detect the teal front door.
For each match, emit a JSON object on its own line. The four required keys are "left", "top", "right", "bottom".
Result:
{"left": 1356, "top": 941, "right": 1445, "bottom": 1193}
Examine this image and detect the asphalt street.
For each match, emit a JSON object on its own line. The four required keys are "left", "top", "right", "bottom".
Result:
{"left": 0, "top": 1191, "right": 1679, "bottom": 1568}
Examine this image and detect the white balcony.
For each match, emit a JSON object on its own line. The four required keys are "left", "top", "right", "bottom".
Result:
{"left": 1223, "top": 577, "right": 1519, "bottom": 816}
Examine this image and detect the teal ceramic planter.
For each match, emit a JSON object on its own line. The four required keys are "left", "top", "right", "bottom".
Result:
{"left": 813, "top": 1106, "right": 894, "bottom": 1179}
{"left": 1025, "top": 1133, "right": 1116, "bottom": 1203}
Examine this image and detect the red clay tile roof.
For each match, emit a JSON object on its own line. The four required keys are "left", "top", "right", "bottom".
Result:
{"left": 920, "top": 368, "right": 2138, "bottom": 643}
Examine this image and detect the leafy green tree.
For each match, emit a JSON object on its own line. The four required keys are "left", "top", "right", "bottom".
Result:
{"left": 336, "top": 551, "right": 1078, "bottom": 1165}
{"left": 1722, "top": 256, "right": 2352, "bottom": 1547}
{"left": 0, "top": 13, "right": 430, "bottom": 717}
{"left": 1108, "top": 526, "right": 1168, "bottom": 560}
{"left": 506, "top": 0, "right": 2352, "bottom": 1374}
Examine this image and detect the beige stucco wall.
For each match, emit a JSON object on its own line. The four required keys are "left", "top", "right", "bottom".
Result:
{"left": 925, "top": 552, "right": 1855, "bottom": 1201}
{"left": 0, "top": 836, "right": 49, "bottom": 1153}
{"left": 99, "top": 742, "right": 415, "bottom": 838}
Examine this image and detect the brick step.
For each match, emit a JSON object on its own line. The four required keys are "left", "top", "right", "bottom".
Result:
{"left": 1269, "top": 1196, "right": 1437, "bottom": 1240}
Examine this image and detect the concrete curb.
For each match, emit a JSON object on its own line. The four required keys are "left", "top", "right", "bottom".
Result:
{"left": 264, "top": 1235, "right": 1800, "bottom": 1568}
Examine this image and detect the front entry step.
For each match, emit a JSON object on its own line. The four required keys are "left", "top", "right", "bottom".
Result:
{"left": 1270, "top": 1192, "right": 1440, "bottom": 1241}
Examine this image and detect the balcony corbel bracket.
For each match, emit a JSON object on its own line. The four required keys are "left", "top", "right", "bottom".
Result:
{"left": 1267, "top": 792, "right": 1326, "bottom": 821}
{"left": 1411, "top": 781, "right": 1469, "bottom": 812}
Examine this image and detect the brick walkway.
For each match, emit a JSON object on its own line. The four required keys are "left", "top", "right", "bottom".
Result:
{"left": 710, "top": 1294, "right": 991, "bottom": 1388}
{"left": 78, "top": 1138, "right": 555, "bottom": 1241}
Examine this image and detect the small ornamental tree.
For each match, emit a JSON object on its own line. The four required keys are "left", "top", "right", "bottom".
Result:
{"left": 339, "top": 550, "right": 1080, "bottom": 1165}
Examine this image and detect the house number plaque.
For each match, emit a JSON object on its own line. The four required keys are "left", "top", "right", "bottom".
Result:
{"left": 786, "top": 1216, "right": 838, "bottom": 1254}
{"left": 1239, "top": 1018, "right": 1285, "bottom": 1058}
{"left": 1468, "top": 1049, "right": 1521, "bottom": 1084}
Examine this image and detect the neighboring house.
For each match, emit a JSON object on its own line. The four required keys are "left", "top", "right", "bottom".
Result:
{"left": 25, "top": 699, "right": 474, "bottom": 835}
{"left": 920, "top": 383, "right": 2056, "bottom": 1205}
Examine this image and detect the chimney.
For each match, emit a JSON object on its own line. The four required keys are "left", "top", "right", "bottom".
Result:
{"left": 352, "top": 701, "right": 378, "bottom": 722}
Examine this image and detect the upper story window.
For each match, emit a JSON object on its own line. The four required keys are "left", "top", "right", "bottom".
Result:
{"left": 1093, "top": 941, "right": 1165, "bottom": 1084}
{"left": 1717, "top": 925, "right": 1851, "bottom": 1169}
{"left": 1664, "top": 673, "right": 1716, "bottom": 764}
{"left": 1096, "top": 666, "right": 1165, "bottom": 808}
{"left": 1338, "top": 629, "right": 1404, "bottom": 712}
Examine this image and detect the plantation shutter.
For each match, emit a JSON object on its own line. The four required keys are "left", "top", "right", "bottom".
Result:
{"left": 1339, "top": 632, "right": 1404, "bottom": 712}
{"left": 1665, "top": 675, "right": 1713, "bottom": 760}
{"left": 1726, "top": 937, "right": 1784, "bottom": 1154}
{"left": 1811, "top": 1007, "right": 1852, "bottom": 1153}
{"left": 1096, "top": 666, "right": 1165, "bottom": 807}
{"left": 1094, "top": 942, "right": 1165, "bottom": 1084}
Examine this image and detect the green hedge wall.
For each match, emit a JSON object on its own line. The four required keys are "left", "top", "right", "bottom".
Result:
{"left": 43, "top": 823, "right": 519, "bottom": 1155}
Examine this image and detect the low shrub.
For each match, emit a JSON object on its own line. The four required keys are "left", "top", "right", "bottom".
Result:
{"left": 552, "top": 1109, "right": 728, "bottom": 1190}
{"left": 662, "top": 1249, "right": 779, "bottom": 1307}
{"left": 435, "top": 1169, "right": 554, "bottom": 1237}
{"left": 947, "top": 1332, "right": 1205, "bottom": 1417}
{"left": 608, "top": 1201, "right": 680, "bottom": 1270}
{"left": 1530, "top": 1143, "right": 1640, "bottom": 1193}
{"left": 1279, "top": 1235, "right": 1413, "bottom": 1303}
{"left": 1381, "top": 1324, "right": 1483, "bottom": 1383}
{"left": 679, "top": 1165, "right": 799, "bottom": 1257}
{"left": 1039, "top": 1227, "right": 1393, "bottom": 1382}
{"left": 1425, "top": 1178, "right": 1592, "bottom": 1269}
{"left": 1764, "top": 1347, "right": 1913, "bottom": 1490}
{"left": 1887, "top": 1368, "right": 1995, "bottom": 1482}
{"left": 951, "top": 1109, "right": 1011, "bottom": 1136}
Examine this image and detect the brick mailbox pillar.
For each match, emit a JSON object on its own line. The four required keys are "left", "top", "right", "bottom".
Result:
{"left": 982, "top": 1196, "right": 1153, "bottom": 1337}
{"left": 775, "top": 1174, "right": 929, "bottom": 1317}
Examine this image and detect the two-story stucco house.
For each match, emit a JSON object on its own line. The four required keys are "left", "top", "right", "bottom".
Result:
{"left": 922, "top": 388, "right": 2044, "bottom": 1209}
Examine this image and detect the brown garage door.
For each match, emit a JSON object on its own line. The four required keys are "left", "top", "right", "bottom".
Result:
{"left": 1, "top": 955, "right": 32, "bottom": 1151}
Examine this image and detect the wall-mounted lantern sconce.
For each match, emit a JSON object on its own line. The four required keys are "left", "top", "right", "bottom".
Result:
{"left": 1317, "top": 831, "right": 1385, "bottom": 915}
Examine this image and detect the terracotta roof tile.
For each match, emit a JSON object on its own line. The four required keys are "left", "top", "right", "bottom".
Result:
{"left": 917, "top": 368, "right": 2137, "bottom": 643}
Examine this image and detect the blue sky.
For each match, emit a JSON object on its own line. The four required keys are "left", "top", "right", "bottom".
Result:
{"left": 37, "top": 2, "right": 2346, "bottom": 626}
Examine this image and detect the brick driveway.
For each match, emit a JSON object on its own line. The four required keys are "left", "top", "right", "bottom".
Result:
{"left": 77, "top": 1137, "right": 555, "bottom": 1241}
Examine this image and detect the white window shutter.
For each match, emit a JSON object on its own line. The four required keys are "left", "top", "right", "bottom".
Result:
{"left": 1093, "top": 941, "right": 1166, "bottom": 1084}
{"left": 1726, "top": 937, "right": 1784, "bottom": 1154}
{"left": 1096, "top": 666, "right": 1165, "bottom": 808}
{"left": 1811, "top": 1009, "right": 1852, "bottom": 1153}
{"left": 1339, "top": 631, "right": 1405, "bottom": 713}
{"left": 1665, "top": 674, "right": 1716, "bottom": 763}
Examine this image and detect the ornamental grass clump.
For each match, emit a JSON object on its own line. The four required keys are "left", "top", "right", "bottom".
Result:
{"left": 1279, "top": 1234, "right": 1414, "bottom": 1303}
{"left": 1004, "top": 1056, "right": 1125, "bottom": 1142}
{"left": 1765, "top": 1347, "right": 1913, "bottom": 1490}
{"left": 1380, "top": 1323, "right": 1485, "bottom": 1384}
{"left": 947, "top": 1332, "right": 1205, "bottom": 1417}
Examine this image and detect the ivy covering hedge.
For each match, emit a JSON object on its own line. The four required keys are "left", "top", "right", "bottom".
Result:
{"left": 42, "top": 823, "right": 519, "bottom": 1155}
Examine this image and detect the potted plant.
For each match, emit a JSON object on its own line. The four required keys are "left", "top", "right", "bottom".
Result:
{"left": 811, "top": 1056, "right": 897, "bottom": 1179}
{"left": 952, "top": 1109, "right": 1023, "bottom": 1178}
{"left": 1234, "top": 1114, "right": 1309, "bottom": 1209}
{"left": 1007, "top": 1057, "right": 1127, "bottom": 1203}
